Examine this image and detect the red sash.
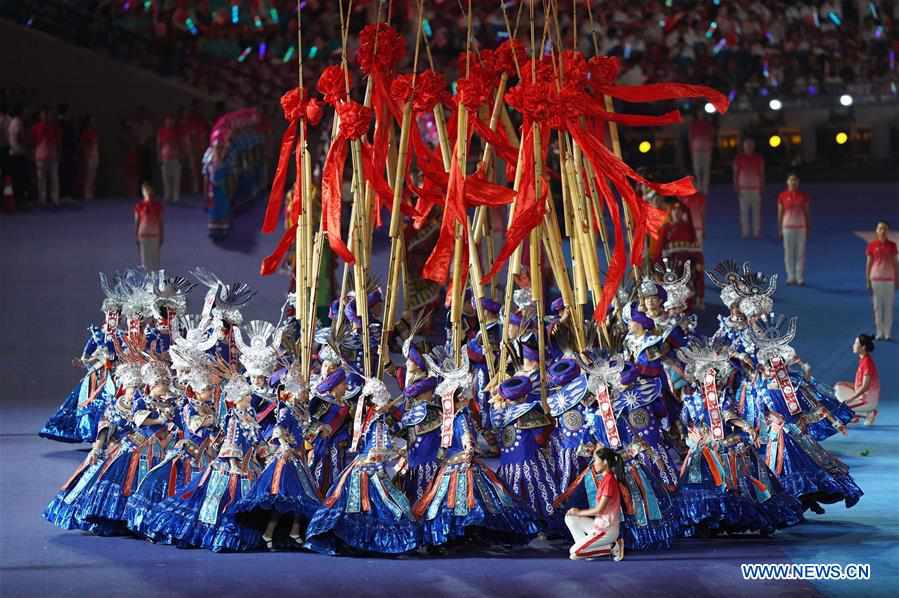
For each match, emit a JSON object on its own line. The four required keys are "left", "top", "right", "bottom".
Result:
{"left": 703, "top": 369, "right": 725, "bottom": 441}
{"left": 770, "top": 357, "right": 801, "bottom": 415}
{"left": 595, "top": 381, "right": 621, "bottom": 449}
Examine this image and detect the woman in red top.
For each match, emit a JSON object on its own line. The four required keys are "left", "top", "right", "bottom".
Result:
{"left": 134, "top": 182, "right": 164, "bottom": 271}
{"left": 777, "top": 173, "right": 810, "bottom": 285}
{"left": 834, "top": 334, "right": 880, "bottom": 425}
{"left": 865, "top": 220, "right": 897, "bottom": 340}
{"left": 564, "top": 447, "right": 625, "bottom": 561}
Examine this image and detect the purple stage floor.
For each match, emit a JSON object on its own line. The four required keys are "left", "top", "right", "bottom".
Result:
{"left": 1, "top": 184, "right": 896, "bottom": 597}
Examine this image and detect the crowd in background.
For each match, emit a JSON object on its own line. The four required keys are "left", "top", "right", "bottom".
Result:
{"left": 0, "top": 94, "right": 215, "bottom": 210}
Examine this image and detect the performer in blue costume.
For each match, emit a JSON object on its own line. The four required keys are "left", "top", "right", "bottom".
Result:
{"left": 398, "top": 375, "right": 442, "bottom": 503}
{"left": 44, "top": 362, "right": 143, "bottom": 531}
{"left": 490, "top": 373, "right": 560, "bottom": 531}
{"left": 68, "top": 361, "right": 179, "bottom": 536}
{"left": 676, "top": 338, "right": 804, "bottom": 537}
{"left": 547, "top": 359, "right": 593, "bottom": 492}
{"left": 231, "top": 367, "right": 325, "bottom": 550}
{"left": 558, "top": 356, "right": 680, "bottom": 551}
{"left": 308, "top": 368, "right": 360, "bottom": 492}
{"left": 306, "top": 378, "right": 418, "bottom": 555}
{"left": 126, "top": 363, "right": 219, "bottom": 539}
{"left": 235, "top": 320, "right": 283, "bottom": 441}
{"left": 414, "top": 357, "right": 539, "bottom": 547}
{"left": 748, "top": 314, "right": 863, "bottom": 514}
{"left": 142, "top": 376, "right": 263, "bottom": 552}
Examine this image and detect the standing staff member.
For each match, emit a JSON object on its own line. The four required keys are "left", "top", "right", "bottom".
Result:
{"left": 733, "top": 138, "right": 765, "bottom": 239}
{"left": 865, "top": 220, "right": 897, "bottom": 341}
{"left": 688, "top": 112, "right": 714, "bottom": 195}
{"left": 134, "top": 182, "right": 164, "bottom": 270}
{"left": 777, "top": 173, "right": 810, "bottom": 286}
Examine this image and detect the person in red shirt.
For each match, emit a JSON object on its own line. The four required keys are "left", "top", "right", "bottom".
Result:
{"left": 688, "top": 112, "right": 714, "bottom": 195}
{"left": 564, "top": 447, "right": 625, "bottom": 561}
{"left": 31, "top": 106, "right": 61, "bottom": 207}
{"left": 865, "top": 220, "right": 897, "bottom": 340}
{"left": 777, "top": 173, "right": 810, "bottom": 285}
{"left": 80, "top": 115, "right": 99, "bottom": 200}
{"left": 732, "top": 138, "right": 765, "bottom": 239}
{"left": 651, "top": 200, "right": 704, "bottom": 308}
{"left": 835, "top": 334, "right": 880, "bottom": 425}
{"left": 134, "top": 182, "right": 164, "bottom": 271}
{"left": 157, "top": 115, "right": 182, "bottom": 204}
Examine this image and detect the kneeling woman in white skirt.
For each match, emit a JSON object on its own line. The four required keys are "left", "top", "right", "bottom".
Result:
{"left": 564, "top": 447, "right": 625, "bottom": 561}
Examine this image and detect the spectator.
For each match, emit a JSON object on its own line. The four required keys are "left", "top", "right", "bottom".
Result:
{"left": 157, "top": 114, "right": 182, "bottom": 204}
{"left": 865, "top": 220, "right": 897, "bottom": 341}
{"left": 732, "top": 138, "right": 764, "bottom": 239}
{"left": 134, "top": 182, "right": 164, "bottom": 270}
{"left": 7, "top": 104, "right": 30, "bottom": 205}
{"left": 777, "top": 173, "right": 810, "bottom": 286}
{"left": 32, "top": 107, "right": 61, "bottom": 208}
{"left": 688, "top": 111, "right": 714, "bottom": 195}
{"left": 80, "top": 115, "right": 100, "bottom": 200}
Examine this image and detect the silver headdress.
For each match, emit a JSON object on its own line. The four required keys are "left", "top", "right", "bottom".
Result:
{"left": 235, "top": 320, "right": 282, "bottom": 378}
{"left": 119, "top": 268, "right": 156, "bottom": 320}
{"left": 222, "top": 376, "right": 253, "bottom": 404}
{"left": 169, "top": 315, "right": 215, "bottom": 372}
{"left": 677, "top": 337, "right": 733, "bottom": 383}
{"left": 149, "top": 270, "right": 196, "bottom": 319}
{"left": 115, "top": 362, "right": 143, "bottom": 388}
{"left": 425, "top": 350, "right": 472, "bottom": 400}
{"left": 281, "top": 365, "right": 307, "bottom": 397}
{"left": 400, "top": 311, "right": 430, "bottom": 363}
{"left": 707, "top": 260, "right": 751, "bottom": 309}
{"left": 191, "top": 267, "right": 256, "bottom": 327}
{"left": 362, "top": 377, "right": 391, "bottom": 407}
{"left": 735, "top": 269, "right": 777, "bottom": 318}
{"left": 513, "top": 288, "right": 534, "bottom": 311}
{"left": 579, "top": 354, "right": 626, "bottom": 396}
{"left": 99, "top": 272, "right": 126, "bottom": 313}
{"left": 749, "top": 312, "right": 797, "bottom": 365}
{"left": 141, "top": 361, "right": 171, "bottom": 388}
{"left": 655, "top": 258, "right": 693, "bottom": 311}
{"left": 638, "top": 278, "right": 661, "bottom": 299}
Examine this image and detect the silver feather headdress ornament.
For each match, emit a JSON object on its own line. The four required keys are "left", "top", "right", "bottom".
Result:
{"left": 655, "top": 258, "right": 693, "bottom": 311}
{"left": 425, "top": 350, "right": 472, "bottom": 400}
{"left": 99, "top": 271, "right": 127, "bottom": 313}
{"left": 222, "top": 375, "right": 253, "bottom": 404}
{"left": 235, "top": 320, "right": 283, "bottom": 377}
{"left": 707, "top": 260, "right": 751, "bottom": 309}
{"left": 115, "top": 362, "right": 143, "bottom": 388}
{"left": 141, "top": 361, "right": 171, "bottom": 388}
{"left": 749, "top": 312, "right": 797, "bottom": 365}
{"left": 150, "top": 270, "right": 196, "bottom": 319}
{"left": 169, "top": 314, "right": 215, "bottom": 373}
{"left": 735, "top": 269, "right": 777, "bottom": 318}
{"left": 119, "top": 268, "right": 156, "bottom": 320}
{"left": 578, "top": 354, "right": 626, "bottom": 396}
{"left": 191, "top": 267, "right": 256, "bottom": 326}
{"left": 677, "top": 337, "right": 733, "bottom": 384}
{"left": 362, "top": 377, "right": 391, "bottom": 407}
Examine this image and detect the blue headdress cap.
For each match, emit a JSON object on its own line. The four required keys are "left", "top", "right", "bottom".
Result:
{"left": 316, "top": 368, "right": 346, "bottom": 394}
{"left": 404, "top": 376, "right": 439, "bottom": 398}
{"left": 467, "top": 338, "right": 485, "bottom": 363}
{"left": 368, "top": 288, "right": 383, "bottom": 308}
{"left": 521, "top": 341, "right": 540, "bottom": 362}
{"left": 407, "top": 344, "right": 427, "bottom": 371}
{"left": 479, "top": 297, "right": 501, "bottom": 315}
{"left": 630, "top": 308, "right": 655, "bottom": 330}
{"left": 499, "top": 376, "right": 532, "bottom": 401}
{"left": 509, "top": 312, "right": 523, "bottom": 326}
{"left": 548, "top": 358, "right": 580, "bottom": 387}
{"left": 550, "top": 297, "right": 566, "bottom": 314}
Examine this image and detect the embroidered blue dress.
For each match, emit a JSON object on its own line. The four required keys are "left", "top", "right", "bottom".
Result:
{"left": 44, "top": 393, "right": 138, "bottom": 531}
{"left": 547, "top": 373, "right": 593, "bottom": 492}
{"left": 757, "top": 381, "right": 863, "bottom": 510}
{"left": 69, "top": 395, "right": 177, "bottom": 536}
{"left": 126, "top": 397, "right": 218, "bottom": 538}
{"left": 492, "top": 372, "right": 561, "bottom": 529}
{"left": 141, "top": 408, "right": 263, "bottom": 552}
{"left": 40, "top": 326, "right": 117, "bottom": 443}
{"left": 306, "top": 408, "right": 418, "bottom": 554}
{"left": 414, "top": 407, "right": 539, "bottom": 546}
{"left": 308, "top": 394, "right": 352, "bottom": 493}
{"left": 399, "top": 398, "right": 443, "bottom": 503}
{"left": 230, "top": 404, "right": 324, "bottom": 537}
{"left": 678, "top": 388, "right": 804, "bottom": 537}
{"left": 584, "top": 378, "right": 681, "bottom": 551}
